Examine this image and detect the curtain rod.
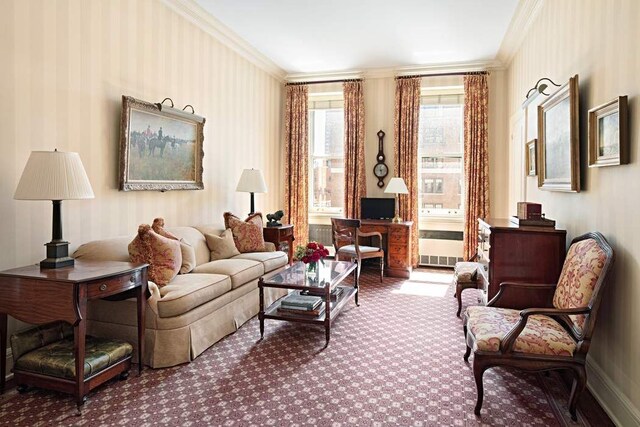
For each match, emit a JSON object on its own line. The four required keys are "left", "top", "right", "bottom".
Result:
{"left": 285, "top": 78, "right": 362, "bottom": 86}
{"left": 396, "top": 71, "right": 489, "bottom": 79}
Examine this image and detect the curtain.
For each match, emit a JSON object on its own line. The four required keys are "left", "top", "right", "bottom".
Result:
{"left": 284, "top": 84, "right": 309, "bottom": 246}
{"left": 463, "top": 74, "right": 490, "bottom": 261}
{"left": 343, "top": 80, "right": 366, "bottom": 219}
{"left": 393, "top": 77, "right": 421, "bottom": 268}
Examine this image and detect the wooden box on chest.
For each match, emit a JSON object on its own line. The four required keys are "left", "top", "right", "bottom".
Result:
{"left": 477, "top": 218, "right": 566, "bottom": 307}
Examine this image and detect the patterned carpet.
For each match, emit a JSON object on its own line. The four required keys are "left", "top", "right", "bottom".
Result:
{"left": 0, "top": 268, "right": 590, "bottom": 426}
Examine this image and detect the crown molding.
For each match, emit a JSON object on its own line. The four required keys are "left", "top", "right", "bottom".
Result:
{"left": 285, "top": 60, "right": 504, "bottom": 82}
{"left": 496, "top": 0, "right": 545, "bottom": 66}
{"left": 161, "top": 0, "right": 287, "bottom": 81}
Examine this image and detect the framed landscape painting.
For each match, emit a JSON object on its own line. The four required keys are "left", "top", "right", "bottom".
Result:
{"left": 588, "top": 96, "right": 628, "bottom": 167}
{"left": 119, "top": 96, "right": 205, "bottom": 191}
{"left": 537, "top": 75, "right": 580, "bottom": 192}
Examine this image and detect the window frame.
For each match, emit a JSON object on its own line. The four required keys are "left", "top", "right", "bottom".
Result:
{"left": 418, "top": 86, "right": 465, "bottom": 220}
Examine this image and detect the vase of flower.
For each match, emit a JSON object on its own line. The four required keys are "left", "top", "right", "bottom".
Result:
{"left": 295, "top": 241, "right": 329, "bottom": 282}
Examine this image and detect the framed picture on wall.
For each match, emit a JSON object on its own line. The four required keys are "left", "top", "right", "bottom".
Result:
{"left": 526, "top": 139, "right": 537, "bottom": 176}
{"left": 537, "top": 74, "right": 580, "bottom": 192}
{"left": 588, "top": 96, "right": 628, "bottom": 167}
{"left": 119, "top": 96, "right": 205, "bottom": 191}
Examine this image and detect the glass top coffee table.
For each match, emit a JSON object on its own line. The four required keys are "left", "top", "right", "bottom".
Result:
{"left": 258, "top": 260, "right": 358, "bottom": 345}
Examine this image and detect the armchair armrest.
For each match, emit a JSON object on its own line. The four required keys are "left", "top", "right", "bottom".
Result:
{"left": 357, "top": 231, "right": 383, "bottom": 250}
{"left": 488, "top": 282, "right": 556, "bottom": 310}
{"left": 500, "top": 306, "right": 591, "bottom": 353}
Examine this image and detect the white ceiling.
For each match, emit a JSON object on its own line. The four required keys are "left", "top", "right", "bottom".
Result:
{"left": 194, "top": 0, "right": 519, "bottom": 74}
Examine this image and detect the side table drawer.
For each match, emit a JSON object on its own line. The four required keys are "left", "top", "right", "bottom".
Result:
{"left": 87, "top": 271, "right": 140, "bottom": 299}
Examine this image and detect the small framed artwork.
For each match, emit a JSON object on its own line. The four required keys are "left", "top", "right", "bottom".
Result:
{"left": 588, "top": 96, "right": 628, "bottom": 167}
{"left": 537, "top": 74, "right": 580, "bottom": 192}
{"left": 526, "top": 139, "right": 537, "bottom": 176}
{"left": 119, "top": 96, "right": 205, "bottom": 191}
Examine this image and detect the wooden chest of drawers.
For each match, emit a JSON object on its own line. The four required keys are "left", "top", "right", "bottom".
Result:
{"left": 477, "top": 218, "right": 567, "bottom": 306}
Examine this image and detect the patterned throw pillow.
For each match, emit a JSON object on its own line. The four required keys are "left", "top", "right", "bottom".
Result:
{"left": 223, "top": 212, "right": 266, "bottom": 253}
{"left": 152, "top": 218, "right": 196, "bottom": 274}
{"left": 204, "top": 229, "right": 241, "bottom": 260}
{"left": 128, "top": 224, "right": 182, "bottom": 286}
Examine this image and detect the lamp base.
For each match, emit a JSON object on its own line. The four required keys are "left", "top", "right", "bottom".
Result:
{"left": 392, "top": 215, "right": 403, "bottom": 223}
{"left": 40, "top": 241, "right": 74, "bottom": 269}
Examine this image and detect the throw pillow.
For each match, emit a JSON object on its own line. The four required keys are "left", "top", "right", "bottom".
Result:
{"left": 152, "top": 218, "right": 196, "bottom": 274}
{"left": 223, "top": 212, "right": 266, "bottom": 253}
{"left": 128, "top": 224, "right": 182, "bottom": 286}
{"left": 204, "top": 229, "right": 241, "bottom": 260}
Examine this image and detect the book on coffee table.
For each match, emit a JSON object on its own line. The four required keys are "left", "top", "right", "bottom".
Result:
{"left": 280, "top": 294, "right": 323, "bottom": 310}
{"left": 278, "top": 305, "right": 326, "bottom": 317}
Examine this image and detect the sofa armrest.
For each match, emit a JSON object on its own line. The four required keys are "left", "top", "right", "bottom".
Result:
{"left": 264, "top": 242, "right": 276, "bottom": 252}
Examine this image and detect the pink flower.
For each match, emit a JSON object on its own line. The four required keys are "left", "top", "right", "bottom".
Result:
{"left": 307, "top": 242, "right": 318, "bottom": 250}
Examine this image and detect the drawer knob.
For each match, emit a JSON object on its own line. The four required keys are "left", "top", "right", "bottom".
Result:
{"left": 99, "top": 284, "right": 107, "bottom": 291}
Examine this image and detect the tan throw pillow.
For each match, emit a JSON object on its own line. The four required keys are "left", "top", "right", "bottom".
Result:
{"left": 204, "top": 229, "right": 241, "bottom": 260}
{"left": 128, "top": 224, "right": 182, "bottom": 286}
{"left": 152, "top": 218, "right": 196, "bottom": 274}
{"left": 223, "top": 212, "right": 266, "bottom": 253}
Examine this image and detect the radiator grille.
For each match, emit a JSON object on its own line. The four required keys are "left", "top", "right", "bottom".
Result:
{"left": 419, "top": 255, "right": 462, "bottom": 268}
{"left": 308, "top": 224, "right": 333, "bottom": 247}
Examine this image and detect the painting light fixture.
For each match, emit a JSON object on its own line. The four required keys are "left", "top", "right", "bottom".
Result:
{"left": 14, "top": 150, "right": 94, "bottom": 268}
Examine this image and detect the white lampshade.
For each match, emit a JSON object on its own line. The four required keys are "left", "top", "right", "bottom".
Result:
{"left": 236, "top": 169, "right": 267, "bottom": 193}
{"left": 384, "top": 177, "right": 409, "bottom": 194}
{"left": 14, "top": 150, "right": 95, "bottom": 200}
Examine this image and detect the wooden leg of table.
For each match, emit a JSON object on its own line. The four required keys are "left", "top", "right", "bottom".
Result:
{"left": 136, "top": 276, "right": 147, "bottom": 375}
{"left": 324, "top": 286, "right": 331, "bottom": 346}
{"left": 259, "top": 283, "right": 264, "bottom": 339}
{"left": 74, "top": 297, "right": 87, "bottom": 413}
{"left": 0, "top": 313, "right": 6, "bottom": 394}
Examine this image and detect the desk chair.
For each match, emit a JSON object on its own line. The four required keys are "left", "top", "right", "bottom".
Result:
{"left": 331, "top": 218, "right": 384, "bottom": 284}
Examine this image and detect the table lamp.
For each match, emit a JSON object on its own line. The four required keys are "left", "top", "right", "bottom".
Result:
{"left": 14, "top": 150, "right": 95, "bottom": 268}
{"left": 384, "top": 177, "right": 409, "bottom": 223}
{"left": 236, "top": 168, "right": 267, "bottom": 215}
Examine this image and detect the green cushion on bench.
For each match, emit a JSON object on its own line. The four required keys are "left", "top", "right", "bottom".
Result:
{"left": 14, "top": 335, "right": 133, "bottom": 380}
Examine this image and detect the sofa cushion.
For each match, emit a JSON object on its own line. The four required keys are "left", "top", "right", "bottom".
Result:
{"left": 464, "top": 306, "right": 576, "bottom": 356}
{"left": 233, "top": 251, "right": 287, "bottom": 273}
{"left": 157, "top": 274, "right": 232, "bottom": 318}
{"left": 74, "top": 236, "right": 132, "bottom": 263}
{"left": 129, "top": 225, "right": 182, "bottom": 286}
{"left": 192, "top": 259, "right": 264, "bottom": 289}
{"left": 205, "top": 229, "right": 241, "bottom": 261}
{"left": 165, "top": 226, "right": 211, "bottom": 267}
{"left": 152, "top": 218, "right": 197, "bottom": 274}
{"left": 224, "top": 212, "right": 266, "bottom": 253}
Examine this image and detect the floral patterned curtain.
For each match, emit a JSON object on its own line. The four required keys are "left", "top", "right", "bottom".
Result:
{"left": 394, "top": 77, "right": 421, "bottom": 268}
{"left": 343, "top": 80, "right": 366, "bottom": 219}
{"left": 463, "top": 74, "right": 490, "bottom": 260}
{"left": 284, "top": 84, "right": 309, "bottom": 245}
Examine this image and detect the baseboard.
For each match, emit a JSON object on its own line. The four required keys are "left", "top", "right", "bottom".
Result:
{"left": 587, "top": 356, "right": 640, "bottom": 427}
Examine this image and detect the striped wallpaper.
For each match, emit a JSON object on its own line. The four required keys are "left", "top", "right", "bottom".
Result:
{"left": 0, "top": 0, "right": 283, "bottom": 338}
{"left": 506, "top": 0, "right": 640, "bottom": 423}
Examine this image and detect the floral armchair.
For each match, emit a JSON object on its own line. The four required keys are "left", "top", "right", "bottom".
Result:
{"left": 462, "top": 232, "right": 614, "bottom": 421}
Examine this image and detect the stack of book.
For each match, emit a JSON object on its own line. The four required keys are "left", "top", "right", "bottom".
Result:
{"left": 278, "top": 294, "right": 325, "bottom": 316}
{"left": 301, "top": 286, "right": 344, "bottom": 301}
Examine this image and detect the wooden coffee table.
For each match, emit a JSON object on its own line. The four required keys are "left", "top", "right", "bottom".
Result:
{"left": 259, "top": 260, "right": 358, "bottom": 345}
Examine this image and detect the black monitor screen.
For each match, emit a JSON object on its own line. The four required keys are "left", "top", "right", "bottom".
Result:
{"left": 360, "top": 198, "right": 395, "bottom": 220}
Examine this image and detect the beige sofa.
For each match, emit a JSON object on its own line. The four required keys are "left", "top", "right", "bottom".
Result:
{"left": 73, "top": 225, "right": 288, "bottom": 368}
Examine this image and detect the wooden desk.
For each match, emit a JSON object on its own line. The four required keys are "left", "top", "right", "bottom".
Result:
{"left": 359, "top": 220, "right": 413, "bottom": 278}
{"left": 477, "top": 218, "right": 566, "bottom": 306}
{"left": 263, "top": 225, "right": 295, "bottom": 265}
{"left": 0, "top": 261, "right": 148, "bottom": 410}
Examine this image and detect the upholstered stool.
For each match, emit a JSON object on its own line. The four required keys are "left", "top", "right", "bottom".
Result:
{"left": 453, "top": 261, "right": 484, "bottom": 317}
{"left": 10, "top": 321, "right": 133, "bottom": 393}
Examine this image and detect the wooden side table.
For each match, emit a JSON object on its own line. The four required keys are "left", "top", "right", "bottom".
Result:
{"left": 0, "top": 260, "right": 148, "bottom": 410}
{"left": 263, "top": 224, "right": 295, "bottom": 264}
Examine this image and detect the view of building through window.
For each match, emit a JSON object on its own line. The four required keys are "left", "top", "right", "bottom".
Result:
{"left": 309, "top": 101, "right": 344, "bottom": 214}
{"left": 418, "top": 90, "right": 464, "bottom": 216}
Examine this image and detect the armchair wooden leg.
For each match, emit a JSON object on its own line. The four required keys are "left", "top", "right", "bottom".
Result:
{"left": 463, "top": 326, "right": 472, "bottom": 362}
{"left": 473, "top": 358, "right": 488, "bottom": 416}
{"left": 569, "top": 365, "right": 586, "bottom": 422}
{"left": 456, "top": 284, "right": 463, "bottom": 317}
{"left": 379, "top": 257, "right": 384, "bottom": 283}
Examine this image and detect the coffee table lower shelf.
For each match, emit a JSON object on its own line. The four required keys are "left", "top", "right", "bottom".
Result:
{"left": 260, "top": 286, "right": 357, "bottom": 344}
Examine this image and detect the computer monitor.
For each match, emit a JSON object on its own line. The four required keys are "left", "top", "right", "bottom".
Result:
{"left": 360, "top": 198, "right": 395, "bottom": 220}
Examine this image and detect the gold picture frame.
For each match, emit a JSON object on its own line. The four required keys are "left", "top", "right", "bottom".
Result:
{"left": 119, "top": 96, "right": 205, "bottom": 191}
{"left": 537, "top": 75, "right": 580, "bottom": 192}
{"left": 526, "top": 139, "right": 537, "bottom": 176}
{"left": 588, "top": 96, "right": 628, "bottom": 167}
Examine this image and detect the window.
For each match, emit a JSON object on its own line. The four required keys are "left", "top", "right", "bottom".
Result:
{"left": 309, "top": 95, "right": 344, "bottom": 214}
{"left": 418, "top": 88, "right": 464, "bottom": 217}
